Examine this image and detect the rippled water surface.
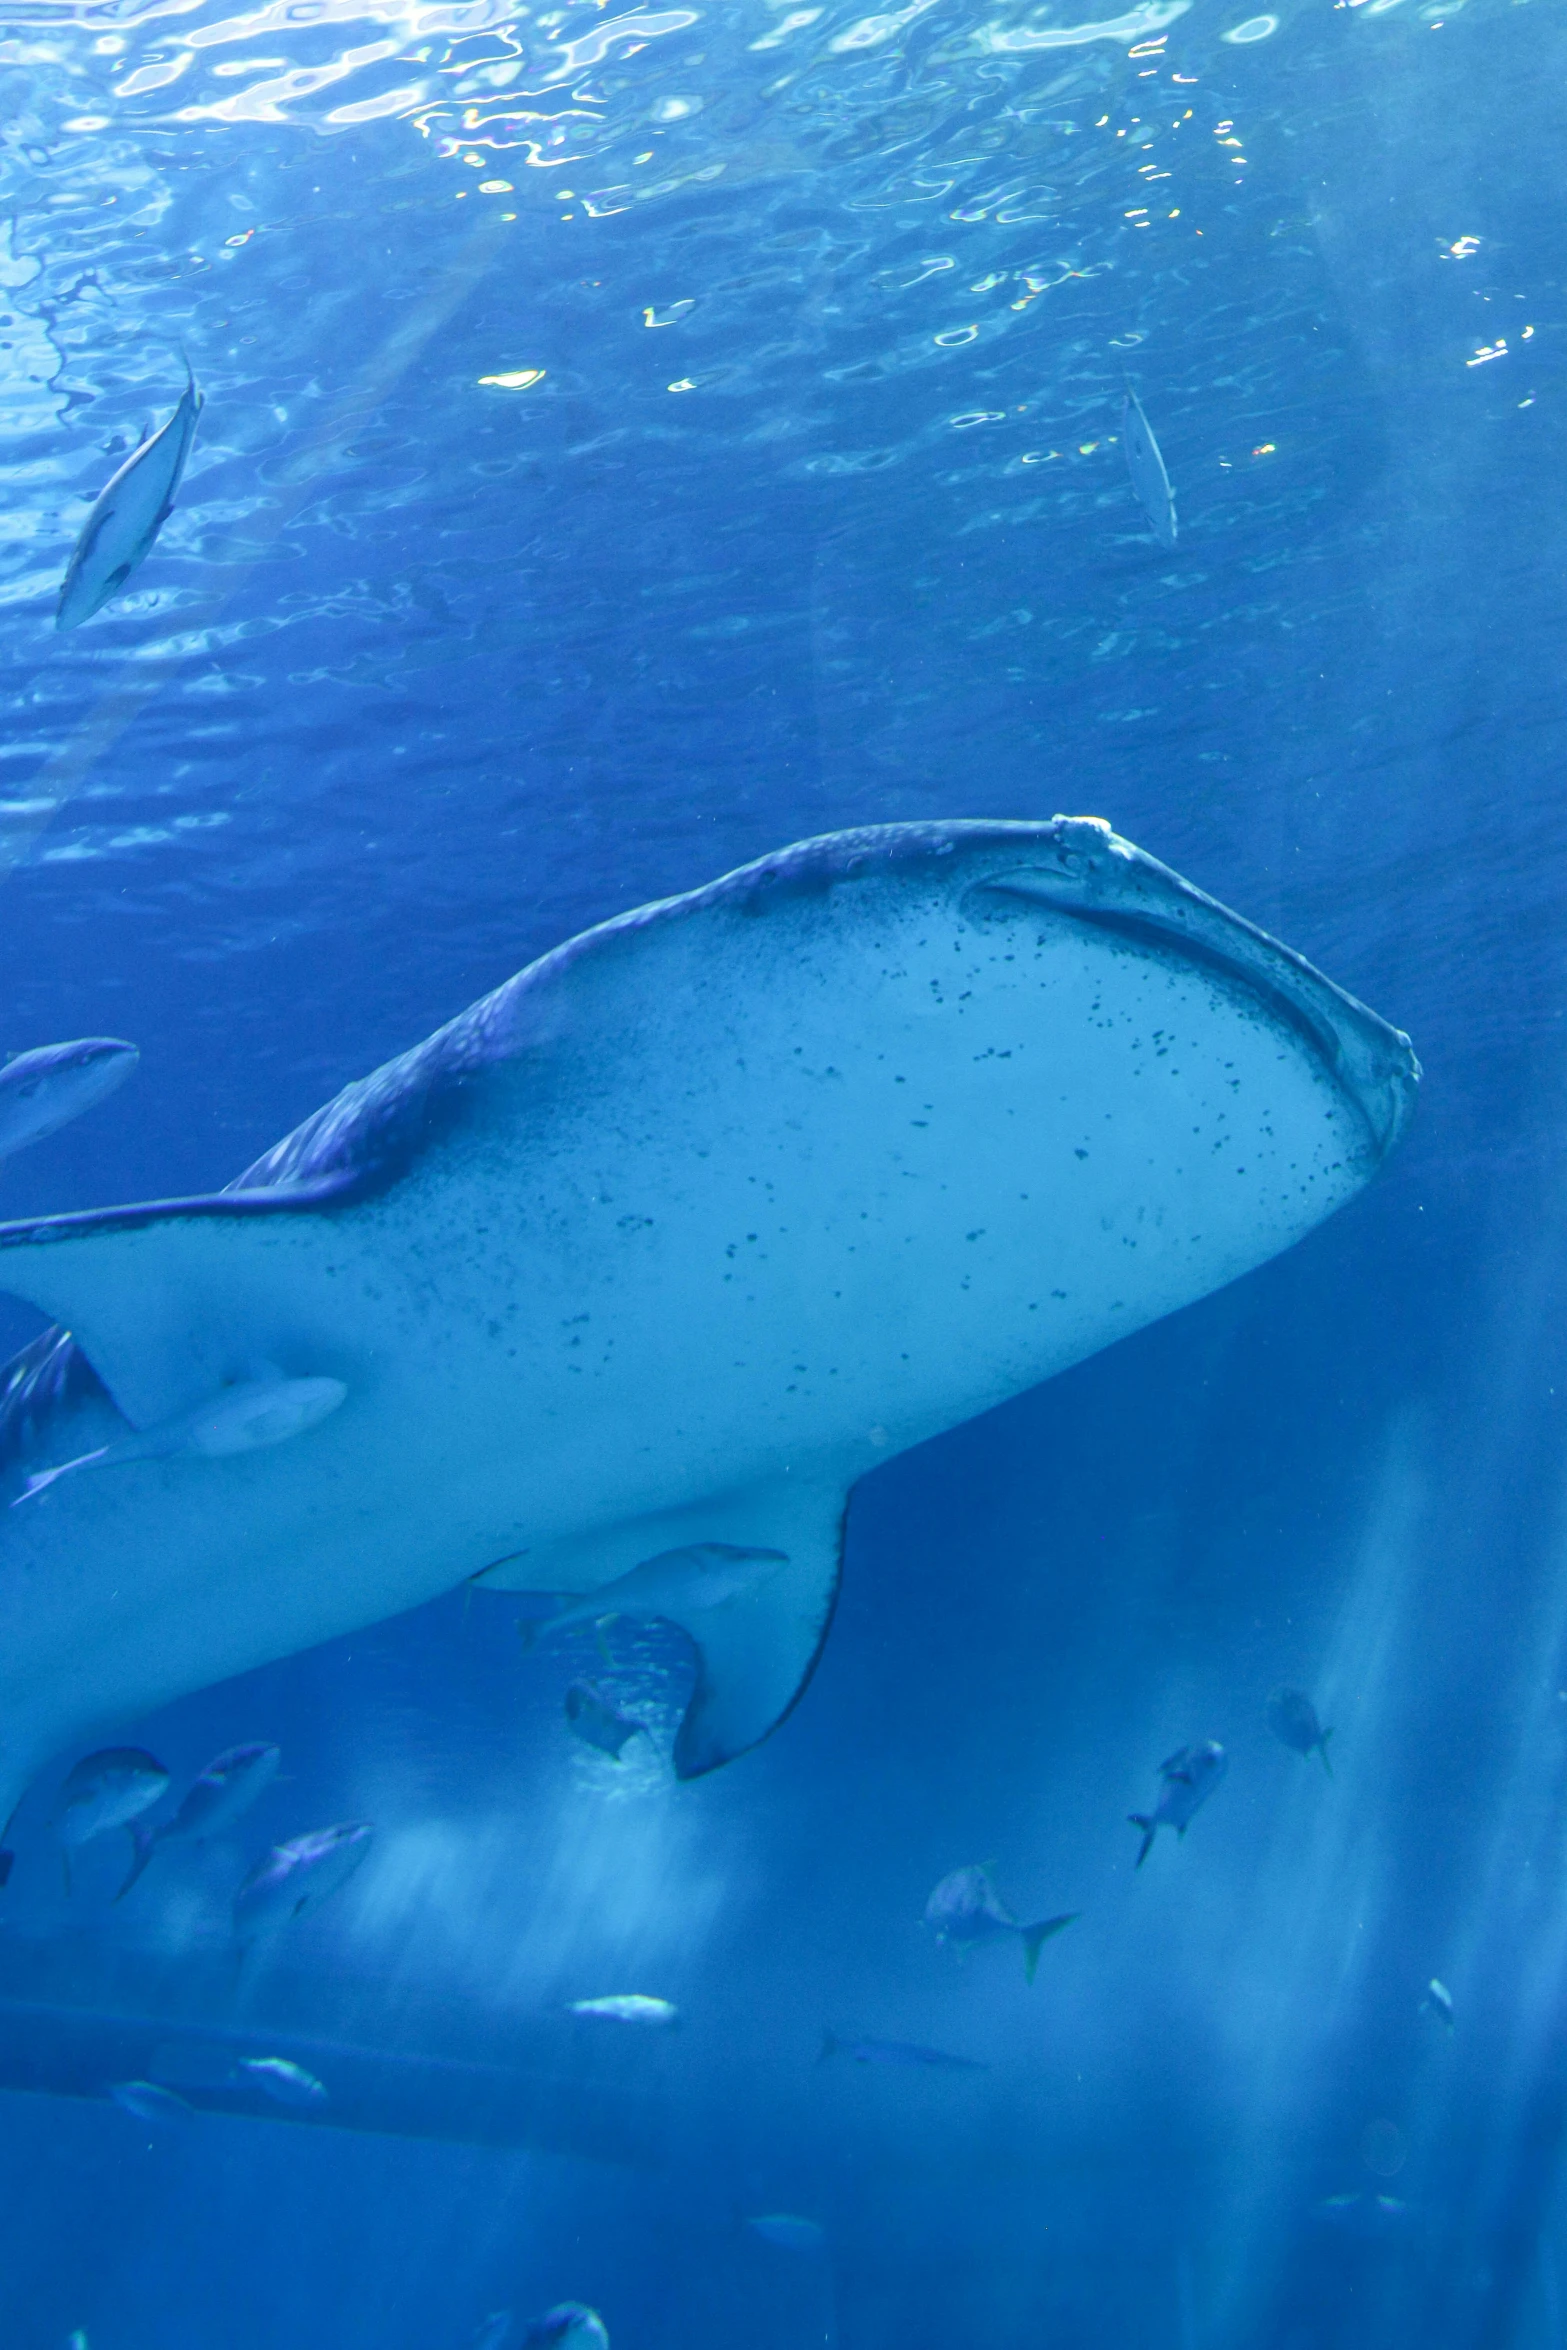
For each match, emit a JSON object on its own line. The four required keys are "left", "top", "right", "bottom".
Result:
{"left": 2, "top": 0, "right": 1567, "bottom": 2342}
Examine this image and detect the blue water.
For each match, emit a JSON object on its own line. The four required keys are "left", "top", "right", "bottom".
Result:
{"left": 0, "top": 0, "right": 1561, "bottom": 2340}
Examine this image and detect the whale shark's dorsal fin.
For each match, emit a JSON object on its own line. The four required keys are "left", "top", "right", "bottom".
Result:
{"left": 476, "top": 1478, "right": 847, "bottom": 1778}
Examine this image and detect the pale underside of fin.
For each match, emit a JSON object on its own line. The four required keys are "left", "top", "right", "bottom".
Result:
{"left": 476, "top": 1477, "right": 848, "bottom": 1779}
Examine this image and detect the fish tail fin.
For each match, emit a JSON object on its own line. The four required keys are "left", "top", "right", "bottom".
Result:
{"left": 1319, "top": 1729, "right": 1334, "bottom": 1778}
{"left": 817, "top": 2030, "right": 839, "bottom": 2065}
{"left": 1020, "top": 1913, "right": 1079, "bottom": 1985}
{"left": 1128, "top": 1815, "right": 1155, "bottom": 1869}
{"left": 11, "top": 1448, "right": 108, "bottom": 1507}
{"left": 115, "top": 1820, "right": 158, "bottom": 1903}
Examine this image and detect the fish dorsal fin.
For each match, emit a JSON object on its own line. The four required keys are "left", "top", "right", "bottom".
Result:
{"left": 0, "top": 1191, "right": 371, "bottom": 1427}
{"left": 477, "top": 1475, "right": 847, "bottom": 1778}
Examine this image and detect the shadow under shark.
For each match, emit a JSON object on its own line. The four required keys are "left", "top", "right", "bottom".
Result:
{"left": 0, "top": 818, "right": 1417, "bottom": 1820}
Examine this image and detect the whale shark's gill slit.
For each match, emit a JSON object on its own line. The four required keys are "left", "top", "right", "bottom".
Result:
{"left": 1054, "top": 906, "right": 1345, "bottom": 1082}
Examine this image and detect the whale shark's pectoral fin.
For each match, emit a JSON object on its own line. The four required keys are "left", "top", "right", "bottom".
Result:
{"left": 479, "top": 1477, "right": 849, "bottom": 1779}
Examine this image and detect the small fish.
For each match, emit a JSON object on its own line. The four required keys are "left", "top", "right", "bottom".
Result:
{"left": 233, "top": 1821, "right": 373, "bottom": 1951}
{"left": 1421, "top": 1977, "right": 1454, "bottom": 2030}
{"left": 57, "top": 360, "right": 202, "bottom": 629}
{"left": 16, "top": 1373, "right": 347, "bottom": 1504}
{"left": 746, "top": 2213, "right": 827, "bottom": 2255}
{"left": 1315, "top": 2191, "right": 1410, "bottom": 2238}
{"left": 234, "top": 2056, "right": 327, "bottom": 2107}
{"left": 567, "top": 1994, "right": 678, "bottom": 2027}
{"left": 1121, "top": 385, "right": 1177, "bottom": 548}
{"left": 525, "top": 1544, "right": 788, "bottom": 1647}
{"left": 564, "top": 1681, "right": 645, "bottom": 1760}
{"left": 818, "top": 2030, "right": 987, "bottom": 2071}
{"left": 118, "top": 1739, "right": 281, "bottom": 1899}
{"left": 59, "top": 1746, "right": 169, "bottom": 1850}
{"left": 0, "top": 1040, "right": 138, "bottom": 1161}
{"left": 1129, "top": 1740, "right": 1228, "bottom": 1867}
{"left": 109, "top": 2078, "right": 191, "bottom": 2127}
{"left": 520, "top": 2307, "right": 609, "bottom": 2350}
{"left": 922, "top": 1864, "right": 1077, "bottom": 1983}
{"left": 470, "top": 2318, "right": 513, "bottom": 2350}
{"left": 1267, "top": 1687, "right": 1333, "bottom": 1774}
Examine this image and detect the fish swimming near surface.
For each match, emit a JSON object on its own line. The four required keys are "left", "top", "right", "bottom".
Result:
{"left": 564, "top": 1680, "right": 647, "bottom": 1760}
{"left": 118, "top": 1738, "right": 281, "bottom": 1900}
{"left": 818, "top": 2030, "right": 987, "bottom": 2071}
{"left": 14, "top": 1372, "right": 346, "bottom": 1504}
{"left": 233, "top": 2055, "right": 327, "bottom": 2106}
{"left": 56, "top": 359, "right": 202, "bottom": 629}
{"left": 922, "top": 1864, "right": 1077, "bottom": 1983}
{"left": 0, "top": 1042, "right": 139, "bottom": 1163}
{"left": 1267, "top": 1686, "right": 1333, "bottom": 1773}
{"left": 109, "top": 2078, "right": 191, "bottom": 2127}
{"left": 0, "top": 820, "right": 1416, "bottom": 1832}
{"left": 1121, "top": 385, "right": 1177, "bottom": 548}
{"left": 567, "top": 1994, "right": 678, "bottom": 2027}
{"left": 520, "top": 2308, "right": 608, "bottom": 2350}
{"left": 746, "top": 2213, "right": 828, "bottom": 2255}
{"left": 1129, "top": 1741, "right": 1228, "bottom": 1867}
{"left": 233, "top": 1821, "right": 372, "bottom": 1953}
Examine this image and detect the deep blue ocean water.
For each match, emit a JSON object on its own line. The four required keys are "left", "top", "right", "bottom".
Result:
{"left": 0, "top": 0, "right": 1562, "bottom": 2340}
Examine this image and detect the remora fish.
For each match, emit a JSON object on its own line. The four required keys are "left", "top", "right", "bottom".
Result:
{"left": 818, "top": 2030, "right": 986, "bottom": 2071}
{"left": 234, "top": 2055, "right": 327, "bottom": 2106}
{"left": 564, "top": 1681, "right": 645, "bottom": 1759}
{"left": 922, "top": 1864, "right": 1077, "bottom": 1983}
{"left": 56, "top": 360, "right": 202, "bottom": 629}
{"left": 521, "top": 2309, "right": 608, "bottom": 2350}
{"left": 15, "top": 1372, "right": 346, "bottom": 1504}
{"left": 1121, "top": 385, "right": 1176, "bottom": 548}
{"left": 233, "top": 1821, "right": 372, "bottom": 1951}
{"left": 1129, "top": 1741, "right": 1227, "bottom": 1866}
{"left": 526, "top": 1544, "right": 788, "bottom": 1648}
{"left": 1267, "top": 1686, "right": 1333, "bottom": 1773}
{"left": 0, "top": 1041, "right": 138, "bottom": 1161}
{"left": 0, "top": 821, "right": 1417, "bottom": 1823}
{"left": 118, "top": 1739, "right": 281, "bottom": 1900}
{"left": 568, "top": 1994, "right": 678, "bottom": 2027}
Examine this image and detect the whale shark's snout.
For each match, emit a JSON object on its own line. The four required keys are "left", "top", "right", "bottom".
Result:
{"left": 963, "top": 816, "right": 1419, "bottom": 1172}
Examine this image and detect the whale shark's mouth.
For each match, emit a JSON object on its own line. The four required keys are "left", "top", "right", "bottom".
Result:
{"left": 965, "top": 827, "right": 1419, "bottom": 1169}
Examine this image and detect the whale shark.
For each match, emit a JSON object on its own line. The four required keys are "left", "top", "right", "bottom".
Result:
{"left": 0, "top": 818, "right": 1417, "bottom": 1825}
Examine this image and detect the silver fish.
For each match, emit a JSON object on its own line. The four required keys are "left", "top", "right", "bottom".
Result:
{"left": 57, "top": 361, "right": 202, "bottom": 629}
{"left": 567, "top": 1994, "right": 678, "bottom": 2027}
{"left": 520, "top": 2307, "right": 608, "bottom": 2350}
{"left": 1421, "top": 1977, "right": 1454, "bottom": 2030}
{"left": 564, "top": 1681, "right": 645, "bottom": 1760}
{"left": 118, "top": 1739, "right": 281, "bottom": 1900}
{"left": 0, "top": 1041, "right": 138, "bottom": 1162}
{"left": 922, "top": 1864, "right": 1077, "bottom": 1983}
{"left": 1267, "top": 1686, "right": 1333, "bottom": 1773}
{"left": 1121, "top": 385, "right": 1176, "bottom": 548}
{"left": 109, "top": 2078, "right": 191, "bottom": 2127}
{"left": 1129, "top": 1740, "right": 1227, "bottom": 1867}
{"left": 818, "top": 2030, "right": 986, "bottom": 2071}
{"left": 234, "top": 2055, "right": 327, "bottom": 2107}
{"left": 233, "top": 1820, "right": 372, "bottom": 1951}
{"left": 746, "top": 2213, "right": 827, "bottom": 2254}
{"left": 526, "top": 1544, "right": 787, "bottom": 1648}
{"left": 58, "top": 1746, "right": 169, "bottom": 1898}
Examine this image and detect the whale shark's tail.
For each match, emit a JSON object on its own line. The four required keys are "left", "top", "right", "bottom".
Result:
{"left": 1020, "top": 1913, "right": 1079, "bottom": 1984}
